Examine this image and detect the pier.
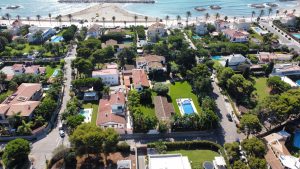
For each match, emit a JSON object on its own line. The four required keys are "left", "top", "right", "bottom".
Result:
{"left": 58, "top": 0, "right": 155, "bottom": 3}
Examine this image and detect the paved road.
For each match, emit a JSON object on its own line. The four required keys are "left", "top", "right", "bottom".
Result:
{"left": 211, "top": 76, "right": 242, "bottom": 143}
{"left": 259, "top": 21, "right": 300, "bottom": 53}
{"left": 29, "top": 45, "right": 76, "bottom": 169}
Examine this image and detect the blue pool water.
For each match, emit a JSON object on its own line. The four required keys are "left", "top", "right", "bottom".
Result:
{"left": 51, "top": 36, "right": 64, "bottom": 43}
{"left": 294, "top": 131, "right": 300, "bottom": 148}
{"left": 296, "top": 80, "right": 300, "bottom": 86}
{"left": 292, "top": 34, "right": 300, "bottom": 39}
{"left": 182, "top": 100, "right": 195, "bottom": 115}
{"left": 51, "top": 69, "right": 59, "bottom": 78}
{"left": 192, "top": 35, "right": 201, "bottom": 40}
{"left": 212, "top": 56, "right": 222, "bottom": 60}
{"left": 79, "top": 109, "right": 91, "bottom": 122}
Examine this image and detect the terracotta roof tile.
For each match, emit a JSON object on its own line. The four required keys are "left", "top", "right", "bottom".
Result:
{"left": 132, "top": 69, "right": 149, "bottom": 87}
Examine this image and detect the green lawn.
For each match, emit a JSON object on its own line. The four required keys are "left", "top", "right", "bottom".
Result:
{"left": 83, "top": 101, "right": 99, "bottom": 125}
{"left": 254, "top": 77, "right": 269, "bottom": 102}
{"left": 45, "top": 65, "right": 60, "bottom": 79}
{"left": 0, "top": 90, "right": 13, "bottom": 103}
{"left": 250, "top": 32, "right": 263, "bottom": 41}
{"left": 167, "top": 149, "right": 219, "bottom": 168}
{"left": 169, "top": 81, "right": 201, "bottom": 114}
{"left": 139, "top": 104, "right": 155, "bottom": 117}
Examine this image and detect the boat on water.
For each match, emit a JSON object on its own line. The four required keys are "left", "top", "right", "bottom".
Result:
{"left": 6, "top": 5, "right": 20, "bottom": 9}
{"left": 210, "top": 5, "right": 221, "bottom": 10}
{"left": 194, "top": 7, "right": 206, "bottom": 12}
{"left": 266, "top": 3, "right": 278, "bottom": 7}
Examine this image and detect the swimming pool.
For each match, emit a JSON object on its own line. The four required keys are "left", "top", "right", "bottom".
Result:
{"left": 212, "top": 56, "right": 222, "bottom": 60}
{"left": 296, "top": 80, "right": 300, "bottom": 86}
{"left": 292, "top": 33, "right": 300, "bottom": 39}
{"left": 79, "top": 108, "right": 92, "bottom": 123}
{"left": 51, "top": 36, "right": 64, "bottom": 43}
{"left": 251, "top": 27, "right": 268, "bottom": 35}
{"left": 294, "top": 131, "right": 300, "bottom": 148}
{"left": 51, "top": 69, "right": 60, "bottom": 78}
{"left": 192, "top": 35, "right": 201, "bottom": 40}
{"left": 177, "top": 98, "right": 197, "bottom": 115}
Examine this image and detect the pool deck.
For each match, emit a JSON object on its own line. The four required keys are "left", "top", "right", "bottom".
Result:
{"left": 176, "top": 98, "right": 198, "bottom": 116}
{"left": 80, "top": 108, "right": 93, "bottom": 123}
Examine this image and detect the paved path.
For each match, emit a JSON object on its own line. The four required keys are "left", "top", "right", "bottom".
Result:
{"left": 29, "top": 45, "right": 76, "bottom": 169}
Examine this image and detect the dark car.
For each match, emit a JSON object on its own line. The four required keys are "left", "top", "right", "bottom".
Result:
{"left": 226, "top": 113, "right": 233, "bottom": 122}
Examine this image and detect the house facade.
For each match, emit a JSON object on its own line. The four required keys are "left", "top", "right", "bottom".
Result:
{"left": 195, "top": 22, "right": 208, "bottom": 35}
{"left": 233, "top": 19, "right": 251, "bottom": 31}
{"left": 27, "top": 26, "right": 56, "bottom": 43}
{"left": 92, "top": 68, "right": 119, "bottom": 86}
{"left": 214, "top": 20, "right": 231, "bottom": 32}
{"left": 97, "top": 91, "right": 126, "bottom": 133}
{"left": 136, "top": 54, "right": 166, "bottom": 72}
{"left": 223, "top": 29, "right": 249, "bottom": 43}
{"left": 87, "top": 24, "right": 102, "bottom": 38}
{"left": 147, "top": 22, "right": 167, "bottom": 42}
{"left": 132, "top": 69, "right": 149, "bottom": 91}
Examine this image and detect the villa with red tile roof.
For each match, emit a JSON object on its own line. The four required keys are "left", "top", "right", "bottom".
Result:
{"left": 132, "top": 69, "right": 150, "bottom": 91}
{"left": 147, "top": 22, "right": 167, "bottom": 42}
{"left": 223, "top": 29, "right": 249, "bottom": 43}
{"left": 97, "top": 91, "right": 126, "bottom": 134}
{"left": 153, "top": 96, "right": 175, "bottom": 121}
{"left": 0, "top": 83, "right": 43, "bottom": 125}
{"left": 136, "top": 54, "right": 166, "bottom": 72}
{"left": 1, "top": 64, "right": 46, "bottom": 80}
{"left": 214, "top": 19, "right": 231, "bottom": 32}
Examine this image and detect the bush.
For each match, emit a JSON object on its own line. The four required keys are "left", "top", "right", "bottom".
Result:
{"left": 48, "top": 145, "right": 71, "bottom": 168}
{"left": 153, "top": 83, "right": 169, "bottom": 96}
{"left": 117, "top": 142, "right": 131, "bottom": 153}
{"left": 15, "top": 44, "right": 26, "bottom": 50}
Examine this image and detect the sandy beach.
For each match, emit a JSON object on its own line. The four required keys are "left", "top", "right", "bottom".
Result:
{"left": 62, "top": 3, "right": 156, "bottom": 22}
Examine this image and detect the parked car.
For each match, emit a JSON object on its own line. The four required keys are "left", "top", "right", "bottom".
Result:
{"left": 59, "top": 130, "right": 65, "bottom": 138}
{"left": 226, "top": 113, "right": 233, "bottom": 122}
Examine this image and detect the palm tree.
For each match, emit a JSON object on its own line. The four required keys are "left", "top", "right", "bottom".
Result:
{"left": 205, "top": 13, "right": 210, "bottom": 21}
{"left": 176, "top": 15, "right": 181, "bottom": 26}
{"left": 275, "top": 10, "right": 279, "bottom": 19}
{"left": 215, "top": 12, "right": 220, "bottom": 20}
{"left": 16, "top": 15, "right": 20, "bottom": 21}
{"left": 224, "top": 16, "right": 228, "bottom": 21}
{"left": 124, "top": 21, "right": 127, "bottom": 28}
{"left": 186, "top": 11, "right": 191, "bottom": 26}
{"left": 251, "top": 11, "right": 255, "bottom": 22}
{"left": 48, "top": 13, "right": 52, "bottom": 25}
{"left": 68, "top": 14, "right": 72, "bottom": 24}
{"left": 79, "top": 20, "right": 84, "bottom": 28}
{"left": 5, "top": 13, "right": 11, "bottom": 24}
{"left": 268, "top": 8, "right": 273, "bottom": 20}
{"left": 144, "top": 16, "right": 148, "bottom": 27}
{"left": 27, "top": 16, "right": 30, "bottom": 25}
{"left": 283, "top": 10, "right": 288, "bottom": 16}
{"left": 103, "top": 86, "right": 110, "bottom": 97}
{"left": 56, "top": 15, "right": 62, "bottom": 26}
{"left": 36, "top": 15, "right": 41, "bottom": 25}
{"left": 292, "top": 9, "right": 296, "bottom": 14}
{"left": 112, "top": 16, "right": 116, "bottom": 27}
{"left": 134, "top": 15, "right": 138, "bottom": 26}
{"left": 259, "top": 9, "right": 265, "bottom": 17}
{"left": 102, "top": 17, "right": 105, "bottom": 28}
{"left": 165, "top": 15, "right": 169, "bottom": 26}
{"left": 17, "top": 120, "right": 32, "bottom": 135}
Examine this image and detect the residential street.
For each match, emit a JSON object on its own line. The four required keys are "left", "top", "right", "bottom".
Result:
{"left": 259, "top": 21, "right": 300, "bottom": 53}
{"left": 29, "top": 45, "right": 76, "bottom": 169}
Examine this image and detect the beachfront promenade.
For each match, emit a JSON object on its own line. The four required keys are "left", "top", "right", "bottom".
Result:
{"left": 58, "top": 0, "right": 155, "bottom": 3}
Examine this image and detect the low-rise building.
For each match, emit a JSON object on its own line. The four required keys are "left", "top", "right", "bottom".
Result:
{"left": 147, "top": 22, "right": 167, "bottom": 42}
{"left": 1, "top": 64, "right": 46, "bottom": 80}
{"left": 27, "top": 26, "right": 56, "bottom": 43}
{"left": 257, "top": 52, "right": 293, "bottom": 63}
{"left": 148, "top": 154, "right": 192, "bottom": 169}
{"left": 9, "top": 20, "right": 23, "bottom": 36}
{"left": 215, "top": 19, "right": 231, "bottom": 32}
{"left": 132, "top": 69, "right": 149, "bottom": 91}
{"left": 101, "top": 39, "right": 131, "bottom": 52}
{"left": 92, "top": 68, "right": 119, "bottom": 86}
{"left": 223, "top": 29, "right": 249, "bottom": 43}
{"left": 97, "top": 91, "right": 126, "bottom": 133}
{"left": 83, "top": 91, "right": 99, "bottom": 101}
{"left": 195, "top": 22, "right": 208, "bottom": 35}
{"left": 0, "top": 83, "right": 43, "bottom": 125}
{"left": 220, "top": 54, "right": 251, "bottom": 70}
{"left": 117, "top": 160, "right": 132, "bottom": 169}
{"left": 136, "top": 54, "right": 166, "bottom": 72}
{"left": 213, "top": 156, "right": 226, "bottom": 169}
{"left": 271, "top": 63, "right": 300, "bottom": 76}
{"left": 153, "top": 96, "right": 175, "bottom": 121}
{"left": 233, "top": 19, "right": 251, "bottom": 31}
{"left": 87, "top": 24, "right": 103, "bottom": 38}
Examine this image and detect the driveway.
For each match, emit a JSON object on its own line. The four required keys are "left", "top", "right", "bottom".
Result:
{"left": 29, "top": 45, "right": 77, "bottom": 169}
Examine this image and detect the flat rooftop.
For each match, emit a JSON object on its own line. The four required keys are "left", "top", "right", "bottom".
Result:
{"left": 148, "top": 154, "right": 191, "bottom": 169}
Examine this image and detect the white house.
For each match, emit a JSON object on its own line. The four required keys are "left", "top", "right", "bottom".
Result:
{"left": 92, "top": 69, "right": 119, "bottom": 86}
{"left": 233, "top": 19, "right": 251, "bottom": 31}
{"left": 271, "top": 63, "right": 300, "bottom": 76}
{"left": 148, "top": 154, "right": 191, "bottom": 169}
{"left": 223, "top": 29, "right": 249, "bottom": 43}
{"left": 195, "top": 22, "right": 208, "bottom": 35}
{"left": 97, "top": 91, "right": 126, "bottom": 133}
{"left": 215, "top": 19, "right": 231, "bottom": 32}
{"left": 87, "top": 24, "right": 102, "bottom": 38}
{"left": 221, "top": 54, "right": 252, "bottom": 70}
{"left": 147, "top": 22, "right": 167, "bottom": 42}
{"left": 213, "top": 156, "right": 226, "bottom": 169}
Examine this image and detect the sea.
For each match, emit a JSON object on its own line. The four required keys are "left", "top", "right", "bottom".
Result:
{"left": 0, "top": 0, "right": 298, "bottom": 19}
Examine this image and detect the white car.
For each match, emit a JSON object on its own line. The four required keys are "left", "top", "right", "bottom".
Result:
{"left": 59, "top": 130, "right": 65, "bottom": 137}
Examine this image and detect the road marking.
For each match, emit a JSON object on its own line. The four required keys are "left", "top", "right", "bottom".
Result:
{"left": 56, "top": 138, "right": 61, "bottom": 147}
